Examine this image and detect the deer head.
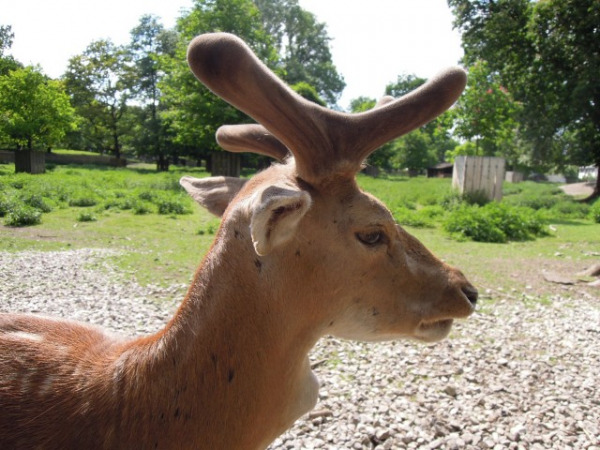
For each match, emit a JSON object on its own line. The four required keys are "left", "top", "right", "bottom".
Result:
{"left": 182, "top": 33, "right": 477, "bottom": 344}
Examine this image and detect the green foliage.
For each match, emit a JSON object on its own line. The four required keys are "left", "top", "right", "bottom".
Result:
{"left": 0, "top": 165, "right": 203, "bottom": 225}
{"left": 349, "top": 74, "right": 458, "bottom": 172}
{"left": 255, "top": 0, "right": 345, "bottom": 105}
{"left": 4, "top": 204, "right": 42, "bottom": 227}
{"left": 0, "top": 192, "right": 16, "bottom": 217}
{"left": 590, "top": 200, "right": 600, "bottom": 224}
{"left": 77, "top": 212, "right": 97, "bottom": 222}
{"left": 63, "top": 39, "right": 130, "bottom": 157}
{"left": 451, "top": 60, "right": 522, "bottom": 164}
{"left": 444, "top": 202, "right": 548, "bottom": 243}
{"left": 134, "top": 202, "right": 154, "bottom": 215}
{"left": 23, "top": 194, "right": 53, "bottom": 213}
{"left": 291, "top": 82, "right": 326, "bottom": 106}
{"left": 159, "top": 0, "right": 279, "bottom": 160}
{"left": 0, "top": 66, "right": 77, "bottom": 150}
{"left": 390, "top": 129, "right": 437, "bottom": 173}
{"left": 448, "top": 0, "right": 600, "bottom": 182}
{"left": 0, "top": 25, "right": 21, "bottom": 76}
{"left": 157, "top": 198, "right": 192, "bottom": 215}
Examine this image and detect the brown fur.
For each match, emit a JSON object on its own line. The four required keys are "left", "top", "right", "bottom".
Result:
{"left": 0, "top": 33, "right": 477, "bottom": 449}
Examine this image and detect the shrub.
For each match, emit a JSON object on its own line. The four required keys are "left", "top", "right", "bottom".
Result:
{"left": 444, "top": 203, "right": 548, "bottom": 243}
{"left": 157, "top": 199, "right": 191, "bottom": 215}
{"left": 69, "top": 196, "right": 98, "bottom": 207}
{"left": 549, "top": 201, "right": 589, "bottom": 219}
{"left": 138, "top": 191, "right": 156, "bottom": 202}
{"left": 24, "top": 194, "right": 53, "bottom": 213}
{"left": 77, "top": 212, "right": 97, "bottom": 222}
{"left": 0, "top": 193, "right": 16, "bottom": 217}
{"left": 590, "top": 200, "right": 600, "bottom": 223}
{"left": 117, "top": 198, "right": 136, "bottom": 210}
{"left": 5, "top": 205, "right": 42, "bottom": 227}
{"left": 444, "top": 204, "right": 507, "bottom": 243}
{"left": 133, "top": 202, "right": 153, "bottom": 215}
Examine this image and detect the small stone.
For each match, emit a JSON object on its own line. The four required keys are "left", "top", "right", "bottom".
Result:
{"left": 444, "top": 385, "right": 458, "bottom": 397}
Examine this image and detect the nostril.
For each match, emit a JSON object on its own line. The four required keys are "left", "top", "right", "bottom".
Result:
{"left": 462, "top": 285, "right": 478, "bottom": 306}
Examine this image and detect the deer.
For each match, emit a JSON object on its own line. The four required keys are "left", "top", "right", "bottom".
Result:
{"left": 0, "top": 32, "right": 477, "bottom": 449}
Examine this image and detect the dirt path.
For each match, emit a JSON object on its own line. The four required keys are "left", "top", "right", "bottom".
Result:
{"left": 560, "top": 181, "right": 595, "bottom": 197}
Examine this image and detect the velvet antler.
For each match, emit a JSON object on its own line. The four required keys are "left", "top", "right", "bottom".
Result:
{"left": 216, "top": 124, "right": 289, "bottom": 162}
{"left": 187, "top": 33, "right": 466, "bottom": 183}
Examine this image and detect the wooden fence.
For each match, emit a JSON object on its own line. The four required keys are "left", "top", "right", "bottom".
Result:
{"left": 211, "top": 151, "right": 241, "bottom": 177}
{"left": 452, "top": 156, "right": 506, "bottom": 201}
{"left": 0, "top": 150, "right": 127, "bottom": 168}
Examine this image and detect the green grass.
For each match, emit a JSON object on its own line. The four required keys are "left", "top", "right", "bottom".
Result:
{"left": 52, "top": 149, "right": 102, "bottom": 156}
{"left": 0, "top": 165, "right": 598, "bottom": 297}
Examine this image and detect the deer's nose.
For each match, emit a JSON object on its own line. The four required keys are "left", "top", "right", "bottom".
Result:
{"left": 462, "top": 285, "right": 478, "bottom": 307}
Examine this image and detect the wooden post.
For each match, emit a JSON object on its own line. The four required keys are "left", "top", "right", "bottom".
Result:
{"left": 505, "top": 171, "right": 524, "bottom": 183}
{"left": 211, "top": 152, "right": 241, "bottom": 177}
{"left": 14, "top": 150, "right": 46, "bottom": 174}
{"left": 452, "top": 156, "right": 505, "bottom": 201}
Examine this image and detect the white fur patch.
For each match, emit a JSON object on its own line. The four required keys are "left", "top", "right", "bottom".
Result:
{"left": 7, "top": 331, "right": 44, "bottom": 343}
{"left": 38, "top": 376, "right": 54, "bottom": 396}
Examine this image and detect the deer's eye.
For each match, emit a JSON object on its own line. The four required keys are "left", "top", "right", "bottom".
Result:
{"left": 356, "top": 230, "right": 385, "bottom": 246}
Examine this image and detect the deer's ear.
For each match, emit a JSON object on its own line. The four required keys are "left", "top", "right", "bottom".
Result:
{"left": 249, "top": 185, "right": 311, "bottom": 256}
{"left": 180, "top": 176, "right": 248, "bottom": 217}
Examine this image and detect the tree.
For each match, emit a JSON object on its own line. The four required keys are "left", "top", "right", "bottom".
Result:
{"left": 160, "top": 0, "right": 279, "bottom": 164}
{"left": 451, "top": 60, "right": 522, "bottom": 165}
{"left": 347, "top": 74, "right": 459, "bottom": 174}
{"left": 128, "top": 15, "right": 178, "bottom": 170}
{"left": 64, "top": 40, "right": 130, "bottom": 158}
{"left": 392, "top": 130, "right": 438, "bottom": 175}
{"left": 349, "top": 96, "right": 395, "bottom": 170}
{"left": 254, "top": 0, "right": 345, "bottom": 105}
{"left": 0, "top": 66, "right": 77, "bottom": 151}
{"left": 291, "top": 81, "right": 326, "bottom": 106}
{"left": 528, "top": 0, "right": 600, "bottom": 198}
{"left": 0, "top": 25, "right": 21, "bottom": 76}
{"left": 448, "top": 0, "right": 600, "bottom": 199}
{"left": 380, "top": 75, "right": 457, "bottom": 172}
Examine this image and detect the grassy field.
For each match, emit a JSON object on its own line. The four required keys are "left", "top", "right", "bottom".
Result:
{"left": 0, "top": 163, "right": 598, "bottom": 300}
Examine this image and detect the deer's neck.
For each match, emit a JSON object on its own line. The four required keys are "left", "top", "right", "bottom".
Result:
{"left": 119, "top": 233, "right": 321, "bottom": 449}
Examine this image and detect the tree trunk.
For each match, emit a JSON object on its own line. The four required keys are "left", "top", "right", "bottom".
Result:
{"left": 156, "top": 154, "right": 169, "bottom": 172}
{"left": 580, "top": 164, "right": 600, "bottom": 203}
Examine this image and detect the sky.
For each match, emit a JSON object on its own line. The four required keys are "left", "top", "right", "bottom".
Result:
{"left": 1, "top": 0, "right": 463, "bottom": 109}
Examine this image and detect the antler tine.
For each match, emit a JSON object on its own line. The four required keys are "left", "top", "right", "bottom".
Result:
{"left": 345, "top": 68, "right": 467, "bottom": 164}
{"left": 216, "top": 124, "right": 289, "bottom": 162}
{"left": 187, "top": 32, "right": 333, "bottom": 182}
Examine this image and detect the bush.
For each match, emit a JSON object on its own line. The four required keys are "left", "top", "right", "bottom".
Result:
{"left": 444, "top": 203, "right": 549, "bottom": 243}
{"left": 138, "top": 191, "right": 156, "bottom": 202}
{"left": 77, "top": 212, "right": 97, "bottom": 222}
{"left": 24, "top": 194, "right": 53, "bottom": 213}
{"left": 549, "top": 201, "right": 589, "bottom": 219}
{"left": 157, "top": 199, "right": 191, "bottom": 215}
{"left": 5, "top": 205, "right": 42, "bottom": 227}
{"left": 0, "top": 193, "right": 16, "bottom": 217}
{"left": 133, "top": 202, "right": 153, "bottom": 215}
{"left": 590, "top": 200, "right": 600, "bottom": 223}
{"left": 69, "top": 196, "right": 98, "bottom": 207}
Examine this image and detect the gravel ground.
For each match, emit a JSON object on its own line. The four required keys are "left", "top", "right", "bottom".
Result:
{"left": 1, "top": 249, "right": 599, "bottom": 449}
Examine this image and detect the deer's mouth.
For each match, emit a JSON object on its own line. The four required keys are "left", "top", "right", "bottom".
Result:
{"left": 414, "top": 318, "right": 454, "bottom": 342}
